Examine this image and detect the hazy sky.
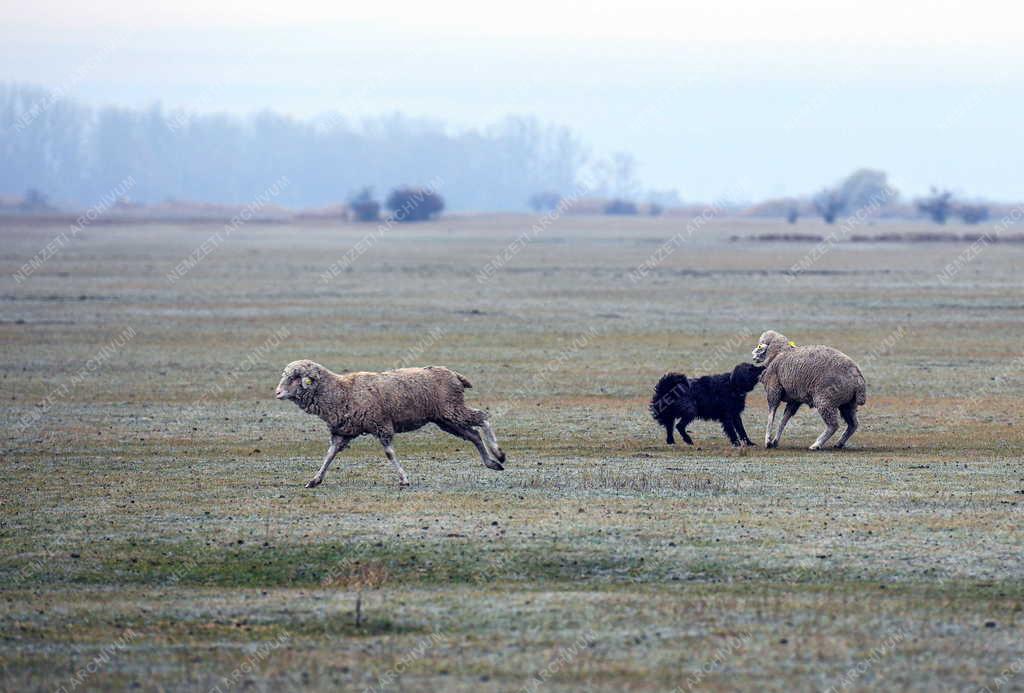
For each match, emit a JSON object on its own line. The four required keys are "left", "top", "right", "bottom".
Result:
{"left": 4, "top": 0, "right": 1022, "bottom": 201}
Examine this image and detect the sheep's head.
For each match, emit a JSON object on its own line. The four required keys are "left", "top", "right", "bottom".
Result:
{"left": 275, "top": 360, "right": 325, "bottom": 401}
{"left": 751, "top": 331, "right": 794, "bottom": 365}
{"left": 730, "top": 362, "right": 765, "bottom": 393}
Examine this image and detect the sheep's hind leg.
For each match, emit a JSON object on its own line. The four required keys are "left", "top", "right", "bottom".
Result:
{"left": 436, "top": 421, "right": 504, "bottom": 470}
{"left": 835, "top": 403, "right": 859, "bottom": 449}
{"left": 377, "top": 434, "right": 410, "bottom": 486}
{"left": 810, "top": 406, "right": 840, "bottom": 450}
{"left": 478, "top": 419, "right": 507, "bottom": 463}
{"left": 306, "top": 434, "right": 351, "bottom": 488}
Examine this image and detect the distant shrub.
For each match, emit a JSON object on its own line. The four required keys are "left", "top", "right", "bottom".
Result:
{"left": 836, "top": 169, "right": 896, "bottom": 210}
{"left": 813, "top": 189, "right": 844, "bottom": 224}
{"left": 528, "top": 191, "right": 562, "bottom": 212}
{"left": 958, "top": 204, "right": 990, "bottom": 225}
{"left": 19, "top": 188, "right": 53, "bottom": 212}
{"left": 916, "top": 187, "right": 954, "bottom": 224}
{"left": 786, "top": 206, "right": 799, "bottom": 224}
{"left": 648, "top": 202, "right": 664, "bottom": 217}
{"left": 604, "top": 199, "right": 638, "bottom": 215}
{"left": 810, "top": 170, "right": 897, "bottom": 224}
{"left": 348, "top": 187, "right": 380, "bottom": 222}
{"left": 386, "top": 187, "right": 444, "bottom": 222}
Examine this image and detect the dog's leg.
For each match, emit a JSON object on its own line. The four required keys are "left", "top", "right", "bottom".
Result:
{"left": 720, "top": 418, "right": 740, "bottom": 446}
{"left": 676, "top": 417, "right": 694, "bottom": 445}
{"left": 733, "top": 414, "right": 754, "bottom": 446}
{"left": 665, "top": 418, "right": 676, "bottom": 445}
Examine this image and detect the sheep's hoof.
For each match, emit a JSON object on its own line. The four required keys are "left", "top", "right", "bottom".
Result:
{"left": 495, "top": 450, "right": 507, "bottom": 463}
{"left": 485, "top": 459, "right": 505, "bottom": 471}
{"left": 305, "top": 477, "right": 322, "bottom": 488}
{"left": 766, "top": 440, "right": 777, "bottom": 449}
{"left": 834, "top": 442, "right": 846, "bottom": 450}
{"left": 808, "top": 443, "right": 821, "bottom": 451}
{"left": 398, "top": 479, "right": 411, "bottom": 487}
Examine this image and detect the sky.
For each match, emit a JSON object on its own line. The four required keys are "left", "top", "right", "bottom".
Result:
{"left": 3, "top": 0, "right": 1022, "bottom": 202}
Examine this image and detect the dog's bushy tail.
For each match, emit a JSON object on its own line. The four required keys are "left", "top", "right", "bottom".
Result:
{"left": 650, "top": 373, "right": 688, "bottom": 427}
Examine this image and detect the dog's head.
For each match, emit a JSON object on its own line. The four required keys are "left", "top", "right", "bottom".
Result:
{"left": 730, "top": 362, "right": 765, "bottom": 393}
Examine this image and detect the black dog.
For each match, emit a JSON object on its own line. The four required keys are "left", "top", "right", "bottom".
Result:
{"left": 650, "top": 363, "right": 764, "bottom": 447}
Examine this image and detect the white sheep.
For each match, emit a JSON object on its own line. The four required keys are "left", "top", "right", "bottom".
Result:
{"left": 275, "top": 360, "right": 506, "bottom": 487}
{"left": 752, "top": 331, "right": 867, "bottom": 450}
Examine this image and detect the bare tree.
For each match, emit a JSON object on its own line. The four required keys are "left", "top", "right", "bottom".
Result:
{"left": 916, "top": 187, "right": 954, "bottom": 224}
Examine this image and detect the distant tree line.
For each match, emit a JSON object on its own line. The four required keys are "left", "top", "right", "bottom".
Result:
{"left": 747, "top": 169, "right": 993, "bottom": 226}
{"left": 0, "top": 83, "right": 585, "bottom": 212}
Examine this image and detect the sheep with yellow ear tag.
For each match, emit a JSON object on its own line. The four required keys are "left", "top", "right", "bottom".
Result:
{"left": 274, "top": 359, "right": 507, "bottom": 488}
{"left": 752, "top": 330, "right": 867, "bottom": 450}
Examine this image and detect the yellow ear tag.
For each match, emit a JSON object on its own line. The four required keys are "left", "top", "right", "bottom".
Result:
{"left": 788, "top": 341, "right": 797, "bottom": 347}
{"left": 302, "top": 376, "right": 313, "bottom": 387}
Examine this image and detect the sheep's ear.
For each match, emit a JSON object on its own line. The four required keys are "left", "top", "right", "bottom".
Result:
{"left": 302, "top": 376, "right": 313, "bottom": 387}
{"left": 788, "top": 341, "right": 797, "bottom": 347}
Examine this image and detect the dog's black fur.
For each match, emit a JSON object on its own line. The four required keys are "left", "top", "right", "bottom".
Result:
{"left": 650, "top": 363, "right": 765, "bottom": 447}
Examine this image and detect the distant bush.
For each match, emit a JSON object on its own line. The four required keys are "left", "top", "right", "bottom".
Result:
{"left": 836, "top": 169, "right": 896, "bottom": 210}
{"left": 529, "top": 191, "right": 562, "bottom": 212}
{"left": 916, "top": 187, "right": 954, "bottom": 224}
{"left": 958, "top": 204, "right": 990, "bottom": 225}
{"left": 786, "top": 206, "right": 799, "bottom": 224}
{"left": 386, "top": 187, "right": 445, "bottom": 222}
{"left": 813, "top": 189, "right": 844, "bottom": 224}
{"left": 648, "top": 202, "right": 664, "bottom": 217}
{"left": 810, "top": 170, "right": 897, "bottom": 224}
{"left": 604, "top": 199, "right": 638, "bottom": 215}
{"left": 19, "top": 188, "right": 53, "bottom": 212}
{"left": 348, "top": 187, "right": 380, "bottom": 222}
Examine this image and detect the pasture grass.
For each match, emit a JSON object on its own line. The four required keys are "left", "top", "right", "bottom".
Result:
{"left": 2, "top": 215, "right": 1023, "bottom": 690}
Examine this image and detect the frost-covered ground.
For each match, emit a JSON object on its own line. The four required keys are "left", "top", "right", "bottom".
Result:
{"left": 2, "top": 215, "right": 1022, "bottom": 691}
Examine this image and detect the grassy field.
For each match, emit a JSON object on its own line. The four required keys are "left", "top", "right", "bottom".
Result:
{"left": 2, "top": 214, "right": 1023, "bottom": 691}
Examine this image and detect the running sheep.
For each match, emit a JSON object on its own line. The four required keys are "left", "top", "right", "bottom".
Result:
{"left": 275, "top": 360, "right": 506, "bottom": 487}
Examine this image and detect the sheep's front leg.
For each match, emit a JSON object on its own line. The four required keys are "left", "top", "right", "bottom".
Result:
{"left": 306, "top": 434, "right": 351, "bottom": 488}
{"left": 764, "top": 401, "right": 781, "bottom": 448}
{"left": 772, "top": 402, "right": 801, "bottom": 448}
{"left": 378, "top": 436, "right": 411, "bottom": 487}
